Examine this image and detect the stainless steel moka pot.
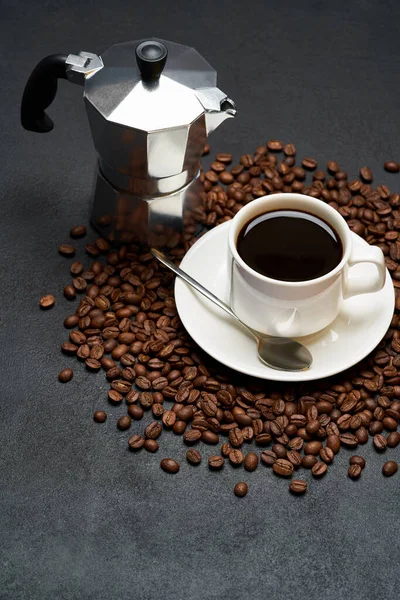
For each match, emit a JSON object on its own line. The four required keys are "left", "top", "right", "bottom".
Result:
{"left": 21, "top": 38, "right": 236, "bottom": 246}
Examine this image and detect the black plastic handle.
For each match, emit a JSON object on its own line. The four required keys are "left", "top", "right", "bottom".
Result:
{"left": 21, "top": 54, "right": 68, "bottom": 133}
{"left": 135, "top": 41, "right": 168, "bottom": 82}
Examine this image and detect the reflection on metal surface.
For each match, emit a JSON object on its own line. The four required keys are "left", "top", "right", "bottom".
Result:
{"left": 79, "top": 37, "right": 236, "bottom": 246}
{"left": 66, "top": 52, "right": 104, "bottom": 86}
{"left": 90, "top": 169, "right": 205, "bottom": 248}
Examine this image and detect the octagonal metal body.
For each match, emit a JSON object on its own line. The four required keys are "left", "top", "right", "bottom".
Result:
{"left": 81, "top": 37, "right": 236, "bottom": 245}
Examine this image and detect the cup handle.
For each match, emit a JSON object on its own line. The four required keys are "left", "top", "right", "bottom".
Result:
{"left": 343, "top": 244, "right": 386, "bottom": 299}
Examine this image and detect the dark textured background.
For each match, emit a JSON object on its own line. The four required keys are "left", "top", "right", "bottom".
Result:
{"left": 1, "top": 1, "right": 399, "bottom": 598}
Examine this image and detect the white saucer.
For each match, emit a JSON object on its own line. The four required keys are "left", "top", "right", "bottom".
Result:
{"left": 175, "top": 221, "right": 395, "bottom": 382}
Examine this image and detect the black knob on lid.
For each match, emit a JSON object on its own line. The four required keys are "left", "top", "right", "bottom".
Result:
{"left": 135, "top": 41, "right": 168, "bottom": 81}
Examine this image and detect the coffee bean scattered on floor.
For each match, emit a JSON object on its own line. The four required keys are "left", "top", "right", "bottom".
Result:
{"left": 160, "top": 458, "right": 180, "bottom": 474}
{"left": 382, "top": 460, "right": 398, "bottom": 476}
{"left": 94, "top": 411, "right": 107, "bottom": 423}
{"left": 48, "top": 139, "right": 400, "bottom": 494}
{"left": 384, "top": 161, "right": 399, "bottom": 173}
{"left": 234, "top": 482, "right": 248, "bottom": 497}
{"left": 144, "top": 439, "right": 159, "bottom": 452}
{"left": 208, "top": 455, "right": 225, "bottom": 470}
{"left": 58, "top": 368, "right": 73, "bottom": 383}
{"left": 58, "top": 244, "right": 76, "bottom": 256}
{"left": 289, "top": 480, "right": 307, "bottom": 495}
{"left": 40, "top": 294, "right": 55, "bottom": 308}
{"left": 70, "top": 225, "right": 87, "bottom": 238}
{"left": 244, "top": 452, "right": 258, "bottom": 472}
{"left": 117, "top": 415, "right": 131, "bottom": 430}
{"left": 186, "top": 449, "right": 202, "bottom": 465}
{"left": 348, "top": 464, "right": 362, "bottom": 479}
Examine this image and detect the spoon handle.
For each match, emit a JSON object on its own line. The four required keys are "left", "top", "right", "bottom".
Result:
{"left": 151, "top": 248, "right": 240, "bottom": 323}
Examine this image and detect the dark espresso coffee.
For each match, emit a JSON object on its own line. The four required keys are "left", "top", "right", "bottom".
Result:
{"left": 237, "top": 209, "right": 343, "bottom": 282}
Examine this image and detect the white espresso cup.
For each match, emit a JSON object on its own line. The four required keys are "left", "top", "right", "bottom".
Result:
{"left": 228, "top": 193, "right": 386, "bottom": 338}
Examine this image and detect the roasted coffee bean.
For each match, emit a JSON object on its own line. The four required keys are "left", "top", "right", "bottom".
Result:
{"left": 135, "top": 376, "right": 151, "bottom": 390}
{"left": 260, "top": 450, "right": 277, "bottom": 466}
{"left": 326, "top": 434, "right": 341, "bottom": 454}
{"left": 58, "top": 368, "right": 73, "bottom": 383}
{"left": 267, "top": 139, "right": 283, "bottom": 151}
{"left": 355, "top": 426, "right": 369, "bottom": 444}
{"left": 283, "top": 143, "right": 296, "bottom": 156}
{"left": 208, "top": 455, "right": 225, "bottom": 469}
{"left": 289, "top": 480, "right": 307, "bottom": 495}
{"left": 234, "top": 482, "right": 248, "bottom": 497}
{"left": 229, "top": 449, "right": 244, "bottom": 466}
{"left": 312, "top": 461, "right": 328, "bottom": 478}
{"left": 58, "top": 244, "right": 76, "bottom": 256}
{"left": 327, "top": 161, "right": 340, "bottom": 174}
{"left": 244, "top": 452, "right": 258, "bottom": 472}
{"left": 350, "top": 456, "right": 366, "bottom": 469}
{"left": 70, "top": 330, "right": 86, "bottom": 345}
{"left": 70, "top": 225, "right": 87, "bottom": 238}
{"left": 229, "top": 428, "right": 244, "bottom": 448}
{"left": 272, "top": 459, "right": 293, "bottom": 477}
{"left": 64, "top": 285, "right": 76, "bottom": 300}
{"left": 255, "top": 433, "right": 272, "bottom": 446}
{"left": 320, "top": 447, "right": 334, "bottom": 464}
{"left": 160, "top": 458, "right": 180, "bottom": 474}
{"left": 387, "top": 431, "right": 400, "bottom": 448}
{"left": 382, "top": 461, "right": 398, "bottom": 476}
{"left": 145, "top": 421, "right": 162, "bottom": 439}
{"left": 64, "top": 314, "right": 79, "bottom": 328}
{"left": 144, "top": 439, "right": 159, "bottom": 452}
{"left": 269, "top": 443, "right": 284, "bottom": 458}
{"left": 369, "top": 420, "right": 383, "bottom": 435}
{"left": 373, "top": 433, "right": 387, "bottom": 451}
{"left": 93, "top": 411, "right": 107, "bottom": 423}
{"left": 128, "top": 404, "right": 144, "bottom": 420}
{"left": 360, "top": 166, "right": 373, "bottom": 182}
{"left": 302, "top": 158, "right": 317, "bottom": 170}
{"left": 176, "top": 406, "right": 194, "bottom": 422}
{"left": 183, "top": 429, "right": 201, "bottom": 444}
{"left": 90, "top": 345, "right": 104, "bottom": 360}
{"left": 348, "top": 464, "right": 362, "bottom": 479}
{"left": 72, "top": 277, "right": 87, "bottom": 292}
{"left": 108, "top": 390, "right": 122, "bottom": 404}
{"left": 339, "top": 433, "right": 358, "bottom": 448}
{"left": 172, "top": 420, "right": 186, "bottom": 435}
{"left": 162, "top": 410, "right": 177, "bottom": 428}
{"left": 85, "top": 244, "right": 100, "bottom": 257}
{"left": 306, "top": 419, "right": 320, "bottom": 435}
{"left": 216, "top": 152, "right": 233, "bottom": 163}
{"left": 152, "top": 403, "right": 164, "bottom": 418}
{"left": 111, "top": 380, "right": 132, "bottom": 395}
{"left": 40, "top": 294, "right": 55, "bottom": 309}
{"left": 85, "top": 358, "right": 101, "bottom": 371}
{"left": 382, "top": 417, "right": 398, "bottom": 431}
{"left": 384, "top": 161, "right": 399, "bottom": 173}
{"left": 186, "top": 449, "right": 202, "bottom": 465}
{"left": 128, "top": 435, "right": 145, "bottom": 450}
{"left": 202, "top": 430, "right": 219, "bottom": 445}
{"left": 117, "top": 415, "right": 131, "bottom": 431}
{"left": 304, "top": 441, "right": 322, "bottom": 455}
{"left": 61, "top": 342, "right": 78, "bottom": 354}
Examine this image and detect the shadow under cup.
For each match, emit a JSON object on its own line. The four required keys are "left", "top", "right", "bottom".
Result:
{"left": 227, "top": 193, "right": 377, "bottom": 338}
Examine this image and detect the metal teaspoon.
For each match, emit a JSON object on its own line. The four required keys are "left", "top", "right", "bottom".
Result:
{"left": 151, "top": 248, "right": 312, "bottom": 372}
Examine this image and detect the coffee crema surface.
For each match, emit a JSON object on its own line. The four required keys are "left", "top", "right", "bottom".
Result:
{"left": 236, "top": 209, "right": 343, "bottom": 281}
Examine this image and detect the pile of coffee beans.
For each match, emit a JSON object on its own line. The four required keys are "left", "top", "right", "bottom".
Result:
{"left": 46, "top": 140, "right": 400, "bottom": 497}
